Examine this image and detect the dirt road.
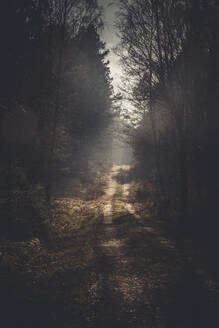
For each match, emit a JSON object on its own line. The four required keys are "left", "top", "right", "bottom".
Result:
{"left": 1, "top": 165, "right": 218, "bottom": 328}
{"left": 87, "top": 165, "right": 219, "bottom": 328}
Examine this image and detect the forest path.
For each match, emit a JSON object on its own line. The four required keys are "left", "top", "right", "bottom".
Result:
{"left": 101, "top": 165, "right": 144, "bottom": 305}
{"left": 87, "top": 165, "right": 219, "bottom": 328}
{"left": 1, "top": 166, "right": 218, "bottom": 328}
{"left": 91, "top": 164, "right": 148, "bottom": 326}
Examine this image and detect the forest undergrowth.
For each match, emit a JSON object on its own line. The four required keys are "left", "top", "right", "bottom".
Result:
{"left": 0, "top": 165, "right": 219, "bottom": 328}
{"left": 0, "top": 167, "right": 109, "bottom": 328}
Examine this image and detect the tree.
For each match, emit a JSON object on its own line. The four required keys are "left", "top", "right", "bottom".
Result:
{"left": 53, "top": 25, "right": 114, "bottom": 183}
{"left": 116, "top": 0, "right": 219, "bottom": 234}
{"left": 0, "top": 0, "right": 114, "bottom": 238}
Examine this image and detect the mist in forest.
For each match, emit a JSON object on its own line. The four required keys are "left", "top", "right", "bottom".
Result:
{"left": 0, "top": 1, "right": 219, "bottom": 328}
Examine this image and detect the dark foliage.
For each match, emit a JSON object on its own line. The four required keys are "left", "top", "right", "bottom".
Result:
{"left": 0, "top": 0, "right": 113, "bottom": 240}
{"left": 117, "top": 0, "right": 219, "bottom": 244}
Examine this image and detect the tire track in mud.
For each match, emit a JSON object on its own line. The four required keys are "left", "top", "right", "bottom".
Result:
{"left": 89, "top": 165, "right": 157, "bottom": 327}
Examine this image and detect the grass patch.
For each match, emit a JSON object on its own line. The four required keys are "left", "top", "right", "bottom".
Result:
{"left": 0, "top": 168, "right": 110, "bottom": 328}
{"left": 112, "top": 212, "right": 137, "bottom": 226}
{"left": 112, "top": 184, "right": 124, "bottom": 200}
{"left": 111, "top": 182, "right": 139, "bottom": 226}
{"left": 52, "top": 197, "right": 103, "bottom": 236}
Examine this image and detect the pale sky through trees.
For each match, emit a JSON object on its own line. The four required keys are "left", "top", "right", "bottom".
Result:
{"left": 98, "top": 0, "right": 121, "bottom": 92}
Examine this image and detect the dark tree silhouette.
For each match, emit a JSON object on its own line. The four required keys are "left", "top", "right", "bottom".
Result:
{"left": 116, "top": 0, "right": 219, "bottom": 241}
{"left": 0, "top": 0, "right": 113, "bottom": 239}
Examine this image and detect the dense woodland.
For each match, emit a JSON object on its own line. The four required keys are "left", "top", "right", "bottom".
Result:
{"left": 0, "top": 1, "right": 219, "bottom": 327}
{"left": 0, "top": 0, "right": 114, "bottom": 240}
{"left": 117, "top": 0, "right": 219, "bottom": 247}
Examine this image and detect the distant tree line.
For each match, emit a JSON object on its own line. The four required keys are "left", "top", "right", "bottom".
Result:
{"left": 117, "top": 0, "right": 219, "bottom": 242}
{"left": 0, "top": 0, "right": 113, "bottom": 239}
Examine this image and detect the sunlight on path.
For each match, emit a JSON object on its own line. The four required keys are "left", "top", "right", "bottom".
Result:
{"left": 101, "top": 165, "right": 145, "bottom": 304}
{"left": 123, "top": 183, "right": 140, "bottom": 217}
{"left": 103, "top": 171, "right": 117, "bottom": 224}
{"left": 88, "top": 165, "right": 219, "bottom": 327}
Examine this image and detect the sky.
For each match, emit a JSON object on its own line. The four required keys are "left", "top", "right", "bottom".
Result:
{"left": 97, "top": 1, "right": 134, "bottom": 163}
{"left": 98, "top": 0, "right": 121, "bottom": 92}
